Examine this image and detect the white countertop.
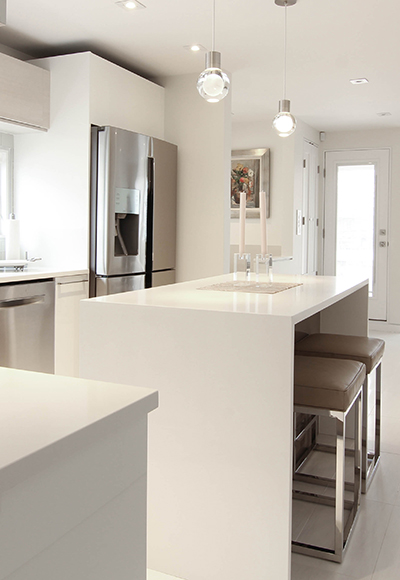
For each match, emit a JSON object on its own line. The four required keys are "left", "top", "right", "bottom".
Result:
{"left": 0, "top": 267, "right": 88, "bottom": 284}
{"left": 0, "top": 367, "right": 158, "bottom": 490}
{"left": 86, "top": 272, "right": 368, "bottom": 324}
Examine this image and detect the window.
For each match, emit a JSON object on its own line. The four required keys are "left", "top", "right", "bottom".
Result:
{"left": 0, "top": 133, "right": 14, "bottom": 259}
{"left": 336, "top": 164, "right": 375, "bottom": 294}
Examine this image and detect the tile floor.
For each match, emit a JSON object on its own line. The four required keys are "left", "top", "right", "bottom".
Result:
{"left": 148, "top": 330, "right": 400, "bottom": 580}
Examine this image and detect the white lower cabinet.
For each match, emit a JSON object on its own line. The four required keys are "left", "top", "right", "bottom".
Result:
{"left": 0, "top": 368, "right": 158, "bottom": 580}
{"left": 55, "top": 275, "right": 89, "bottom": 377}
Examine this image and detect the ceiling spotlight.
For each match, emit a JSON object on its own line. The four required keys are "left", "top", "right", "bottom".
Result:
{"left": 115, "top": 0, "right": 146, "bottom": 11}
{"left": 350, "top": 78, "right": 369, "bottom": 84}
{"left": 183, "top": 44, "right": 207, "bottom": 53}
{"left": 197, "top": 0, "right": 230, "bottom": 103}
{"left": 273, "top": 0, "right": 297, "bottom": 137}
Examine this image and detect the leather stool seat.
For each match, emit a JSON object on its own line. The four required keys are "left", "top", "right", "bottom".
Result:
{"left": 296, "top": 334, "right": 385, "bottom": 374}
{"left": 294, "top": 355, "right": 366, "bottom": 412}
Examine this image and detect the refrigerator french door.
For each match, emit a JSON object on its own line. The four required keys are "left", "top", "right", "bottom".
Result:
{"left": 90, "top": 126, "right": 177, "bottom": 297}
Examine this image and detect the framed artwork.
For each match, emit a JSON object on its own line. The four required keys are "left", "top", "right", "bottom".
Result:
{"left": 231, "top": 148, "right": 270, "bottom": 219}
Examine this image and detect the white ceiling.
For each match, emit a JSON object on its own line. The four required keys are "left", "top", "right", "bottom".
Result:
{"left": 0, "top": 0, "right": 399, "bottom": 132}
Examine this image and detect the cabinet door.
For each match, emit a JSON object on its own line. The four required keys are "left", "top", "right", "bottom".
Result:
{"left": 55, "top": 276, "right": 89, "bottom": 377}
{"left": 152, "top": 138, "right": 177, "bottom": 271}
{"left": 0, "top": 53, "right": 50, "bottom": 131}
{"left": 152, "top": 269, "right": 175, "bottom": 287}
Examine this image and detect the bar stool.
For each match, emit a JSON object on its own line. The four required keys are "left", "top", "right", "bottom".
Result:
{"left": 292, "top": 355, "right": 365, "bottom": 563}
{"left": 296, "top": 334, "right": 385, "bottom": 492}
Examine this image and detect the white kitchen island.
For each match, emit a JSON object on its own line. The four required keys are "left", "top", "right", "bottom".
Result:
{"left": 80, "top": 273, "right": 369, "bottom": 580}
{"left": 0, "top": 367, "right": 158, "bottom": 580}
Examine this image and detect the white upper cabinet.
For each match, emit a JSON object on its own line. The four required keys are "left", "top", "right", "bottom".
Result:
{"left": 0, "top": 53, "right": 50, "bottom": 131}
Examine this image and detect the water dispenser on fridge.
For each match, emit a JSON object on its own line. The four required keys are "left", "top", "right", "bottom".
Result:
{"left": 114, "top": 188, "right": 140, "bottom": 257}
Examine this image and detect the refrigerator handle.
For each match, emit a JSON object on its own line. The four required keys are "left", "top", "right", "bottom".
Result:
{"left": 145, "top": 156, "right": 155, "bottom": 289}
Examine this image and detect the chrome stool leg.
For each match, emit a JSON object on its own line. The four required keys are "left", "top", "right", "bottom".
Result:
{"left": 361, "top": 376, "right": 368, "bottom": 492}
{"left": 334, "top": 412, "right": 345, "bottom": 558}
{"left": 362, "top": 362, "right": 382, "bottom": 493}
{"left": 375, "top": 362, "right": 382, "bottom": 464}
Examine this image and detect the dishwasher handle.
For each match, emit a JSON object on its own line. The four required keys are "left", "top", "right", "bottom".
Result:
{"left": 0, "top": 295, "right": 45, "bottom": 308}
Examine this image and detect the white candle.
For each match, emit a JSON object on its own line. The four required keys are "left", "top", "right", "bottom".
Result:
{"left": 239, "top": 191, "right": 246, "bottom": 256}
{"left": 260, "top": 190, "right": 267, "bottom": 256}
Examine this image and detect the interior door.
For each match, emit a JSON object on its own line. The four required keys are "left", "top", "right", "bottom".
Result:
{"left": 324, "top": 149, "right": 389, "bottom": 321}
{"left": 301, "top": 139, "right": 319, "bottom": 275}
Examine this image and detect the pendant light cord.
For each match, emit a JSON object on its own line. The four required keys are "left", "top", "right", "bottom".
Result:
{"left": 283, "top": 0, "right": 287, "bottom": 99}
{"left": 212, "top": 0, "right": 216, "bottom": 51}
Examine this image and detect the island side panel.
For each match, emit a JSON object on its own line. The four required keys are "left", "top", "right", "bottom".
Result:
{"left": 80, "top": 301, "right": 295, "bottom": 580}
{"left": 319, "top": 284, "right": 369, "bottom": 336}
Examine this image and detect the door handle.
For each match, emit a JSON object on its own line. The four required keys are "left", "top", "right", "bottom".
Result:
{"left": 0, "top": 295, "right": 45, "bottom": 308}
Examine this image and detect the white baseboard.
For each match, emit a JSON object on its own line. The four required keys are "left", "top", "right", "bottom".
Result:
{"left": 147, "top": 571, "right": 185, "bottom": 580}
{"left": 369, "top": 320, "right": 400, "bottom": 333}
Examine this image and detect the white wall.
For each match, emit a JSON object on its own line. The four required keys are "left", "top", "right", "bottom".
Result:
{"left": 90, "top": 55, "right": 165, "bottom": 140}
{"left": 14, "top": 53, "right": 91, "bottom": 269}
{"left": 13, "top": 52, "right": 165, "bottom": 270}
{"left": 319, "top": 128, "right": 400, "bottom": 326}
{"left": 231, "top": 117, "right": 319, "bottom": 273}
{"left": 161, "top": 73, "right": 231, "bottom": 282}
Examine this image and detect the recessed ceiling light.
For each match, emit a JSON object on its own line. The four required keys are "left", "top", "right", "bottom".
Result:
{"left": 377, "top": 112, "right": 392, "bottom": 117}
{"left": 184, "top": 44, "right": 207, "bottom": 53}
{"left": 350, "top": 78, "right": 369, "bottom": 84}
{"left": 115, "top": 0, "right": 146, "bottom": 11}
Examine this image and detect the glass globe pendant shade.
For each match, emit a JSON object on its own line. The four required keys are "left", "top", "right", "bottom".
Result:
{"left": 272, "top": 99, "right": 297, "bottom": 137}
{"left": 197, "top": 51, "right": 230, "bottom": 103}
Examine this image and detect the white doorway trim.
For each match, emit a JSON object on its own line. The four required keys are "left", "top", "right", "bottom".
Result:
{"left": 323, "top": 148, "right": 390, "bottom": 321}
{"left": 301, "top": 139, "right": 319, "bottom": 275}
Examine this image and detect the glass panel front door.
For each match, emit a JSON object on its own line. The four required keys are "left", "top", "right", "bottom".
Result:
{"left": 336, "top": 164, "right": 375, "bottom": 295}
{"left": 324, "top": 149, "right": 389, "bottom": 321}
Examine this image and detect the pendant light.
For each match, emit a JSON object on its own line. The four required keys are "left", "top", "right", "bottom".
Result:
{"left": 197, "top": 0, "right": 230, "bottom": 103}
{"left": 272, "top": 0, "right": 297, "bottom": 137}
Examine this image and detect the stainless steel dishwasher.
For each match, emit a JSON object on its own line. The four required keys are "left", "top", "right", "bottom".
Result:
{"left": 0, "top": 279, "right": 55, "bottom": 373}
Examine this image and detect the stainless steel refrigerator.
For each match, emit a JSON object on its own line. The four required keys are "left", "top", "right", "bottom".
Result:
{"left": 90, "top": 125, "right": 177, "bottom": 297}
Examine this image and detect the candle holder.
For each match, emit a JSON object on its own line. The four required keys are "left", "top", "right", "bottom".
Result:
{"left": 255, "top": 253, "right": 273, "bottom": 282}
{"left": 233, "top": 252, "right": 251, "bottom": 280}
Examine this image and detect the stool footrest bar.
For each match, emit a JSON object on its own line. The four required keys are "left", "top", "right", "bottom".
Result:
{"left": 293, "top": 489, "right": 354, "bottom": 510}
{"left": 294, "top": 471, "right": 356, "bottom": 492}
